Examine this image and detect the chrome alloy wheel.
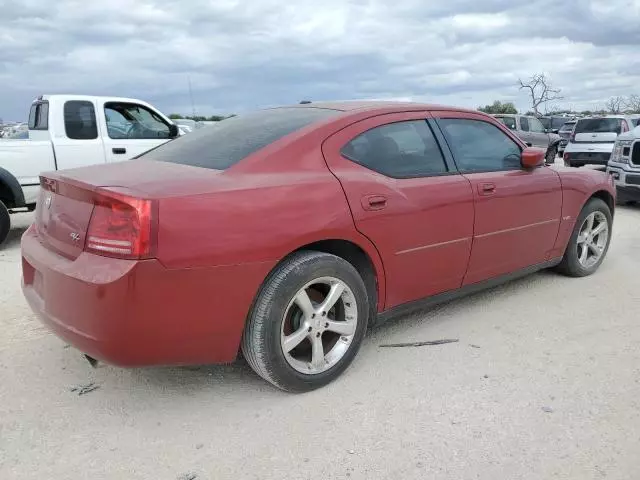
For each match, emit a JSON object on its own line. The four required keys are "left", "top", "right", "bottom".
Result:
{"left": 576, "top": 211, "right": 609, "bottom": 269}
{"left": 280, "top": 277, "right": 358, "bottom": 374}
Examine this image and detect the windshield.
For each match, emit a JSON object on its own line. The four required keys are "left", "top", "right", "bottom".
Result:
{"left": 575, "top": 118, "right": 624, "bottom": 134}
{"left": 142, "top": 107, "right": 341, "bottom": 170}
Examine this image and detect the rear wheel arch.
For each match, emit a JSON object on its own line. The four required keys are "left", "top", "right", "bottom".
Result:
{"left": 292, "top": 239, "right": 382, "bottom": 319}
{"left": 0, "top": 168, "right": 25, "bottom": 209}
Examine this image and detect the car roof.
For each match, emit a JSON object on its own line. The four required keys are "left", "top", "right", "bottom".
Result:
{"left": 281, "top": 100, "right": 479, "bottom": 115}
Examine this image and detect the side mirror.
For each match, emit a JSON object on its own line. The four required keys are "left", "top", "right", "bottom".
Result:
{"left": 521, "top": 147, "right": 545, "bottom": 168}
{"left": 168, "top": 124, "right": 180, "bottom": 138}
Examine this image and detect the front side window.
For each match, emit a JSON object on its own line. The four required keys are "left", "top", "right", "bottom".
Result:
{"left": 64, "top": 101, "right": 98, "bottom": 140}
{"left": 520, "top": 117, "right": 530, "bottom": 132}
{"left": 438, "top": 118, "right": 522, "bottom": 173}
{"left": 341, "top": 120, "right": 448, "bottom": 178}
{"left": 529, "top": 117, "right": 546, "bottom": 133}
{"left": 105, "top": 103, "right": 170, "bottom": 140}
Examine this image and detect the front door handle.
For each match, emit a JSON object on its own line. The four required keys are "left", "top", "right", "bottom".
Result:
{"left": 112, "top": 147, "right": 127, "bottom": 155}
{"left": 478, "top": 183, "right": 496, "bottom": 196}
{"left": 362, "top": 195, "right": 388, "bottom": 211}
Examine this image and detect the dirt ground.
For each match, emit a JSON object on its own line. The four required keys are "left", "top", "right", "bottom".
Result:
{"left": 1, "top": 205, "right": 640, "bottom": 480}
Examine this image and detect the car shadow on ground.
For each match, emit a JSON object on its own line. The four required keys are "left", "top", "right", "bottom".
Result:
{"left": 3, "top": 226, "right": 28, "bottom": 250}
{"left": 123, "top": 271, "right": 550, "bottom": 395}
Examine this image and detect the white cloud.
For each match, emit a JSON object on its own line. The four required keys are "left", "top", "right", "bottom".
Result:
{"left": 0, "top": 0, "right": 639, "bottom": 120}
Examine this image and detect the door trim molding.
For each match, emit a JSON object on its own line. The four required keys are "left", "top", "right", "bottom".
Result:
{"left": 475, "top": 219, "right": 559, "bottom": 239}
{"left": 396, "top": 237, "right": 470, "bottom": 255}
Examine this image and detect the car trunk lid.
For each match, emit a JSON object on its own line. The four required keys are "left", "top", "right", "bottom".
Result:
{"left": 35, "top": 160, "right": 227, "bottom": 260}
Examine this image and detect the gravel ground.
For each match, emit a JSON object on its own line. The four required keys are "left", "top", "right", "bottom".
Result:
{"left": 1, "top": 205, "right": 640, "bottom": 480}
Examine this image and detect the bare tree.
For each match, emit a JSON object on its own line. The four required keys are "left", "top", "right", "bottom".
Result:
{"left": 626, "top": 94, "right": 640, "bottom": 113}
{"left": 518, "top": 73, "right": 563, "bottom": 116}
{"left": 605, "top": 96, "right": 625, "bottom": 114}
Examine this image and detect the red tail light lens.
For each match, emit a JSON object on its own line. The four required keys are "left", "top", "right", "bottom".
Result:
{"left": 85, "top": 189, "right": 156, "bottom": 259}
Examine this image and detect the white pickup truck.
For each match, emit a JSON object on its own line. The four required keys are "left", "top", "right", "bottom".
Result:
{"left": 0, "top": 94, "right": 180, "bottom": 245}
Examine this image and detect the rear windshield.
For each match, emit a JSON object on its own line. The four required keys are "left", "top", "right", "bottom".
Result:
{"left": 559, "top": 122, "right": 576, "bottom": 132}
{"left": 575, "top": 118, "right": 624, "bottom": 134}
{"left": 142, "top": 107, "right": 340, "bottom": 170}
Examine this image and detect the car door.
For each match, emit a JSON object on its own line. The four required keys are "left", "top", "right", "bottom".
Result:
{"left": 322, "top": 112, "right": 474, "bottom": 310}
{"left": 528, "top": 116, "right": 551, "bottom": 148}
{"left": 99, "top": 101, "right": 174, "bottom": 162}
{"left": 53, "top": 100, "right": 107, "bottom": 171}
{"left": 433, "top": 112, "right": 562, "bottom": 285}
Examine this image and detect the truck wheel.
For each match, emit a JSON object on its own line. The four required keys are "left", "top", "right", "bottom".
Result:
{"left": 0, "top": 200, "right": 10, "bottom": 247}
{"left": 555, "top": 198, "right": 612, "bottom": 277}
{"left": 242, "top": 251, "right": 369, "bottom": 392}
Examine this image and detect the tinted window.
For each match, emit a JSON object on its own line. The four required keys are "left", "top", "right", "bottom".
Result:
{"left": 497, "top": 117, "right": 516, "bottom": 130}
{"left": 539, "top": 118, "right": 551, "bottom": 129}
{"left": 105, "top": 102, "right": 170, "bottom": 139}
{"left": 341, "top": 120, "right": 448, "bottom": 178}
{"left": 632, "top": 119, "right": 640, "bottom": 127}
{"left": 143, "top": 108, "right": 340, "bottom": 170}
{"left": 28, "top": 102, "right": 49, "bottom": 130}
{"left": 552, "top": 117, "right": 569, "bottom": 129}
{"left": 575, "top": 118, "right": 624, "bottom": 134}
{"left": 439, "top": 118, "right": 522, "bottom": 172}
{"left": 529, "top": 117, "right": 546, "bottom": 133}
{"left": 520, "top": 117, "right": 530, "bottom": 131}
{"left": 559, "top": 122, "right": 576, "bottom": 132}
{"left": 64, "top": 101, "right": 98, "bottom": 140}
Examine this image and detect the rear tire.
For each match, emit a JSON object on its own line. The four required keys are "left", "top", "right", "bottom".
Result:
{"left": 242, "top": 251, "right": 369, "bottom": 392}
{"left": 0, "top": 201, "right": 10, "bottom": 247}
{"left": 555, "top": 198, "right": 612, "bottom": 277}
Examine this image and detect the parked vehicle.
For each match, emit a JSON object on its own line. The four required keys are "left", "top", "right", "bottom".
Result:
{"left": 21, "top": 102, "right": 615, "bottom": 392}
{"left": 606, "top": 125, "right": 640, "bottom": 204}
{"left": 539, "top": 116, "right": 574, "bottom": 133}
{"left": 563, "top": 115, "right": 636, "bottom": 167}
{"left": 0, "top": 95, "right": 180, "bottom": 245}
{"left": 494, "top": 114, "right": 561, "bottom": 164}
{"left": 557, "top": 120, "right": 576, "bottom": 155}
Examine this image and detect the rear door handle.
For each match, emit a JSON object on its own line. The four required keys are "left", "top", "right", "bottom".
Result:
{"left": 112, "top": 147, "right": 127, "bottom": 155}
{"left": 478, "top": 183, "right": 496, "bottom": 196}
{"left": 362, "top": 195, "right": 388, "bottom": 211}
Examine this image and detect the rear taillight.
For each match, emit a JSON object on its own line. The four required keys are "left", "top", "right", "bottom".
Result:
{"left": 85, "top": 189, "right": 157, "bottom": 259}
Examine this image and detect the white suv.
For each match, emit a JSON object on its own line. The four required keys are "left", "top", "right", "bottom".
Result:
{"left": 563, "top": 115, "right": 640, "bottom": 167}
{"left": 606, "top": 126, "right": 640, "bottom": 204}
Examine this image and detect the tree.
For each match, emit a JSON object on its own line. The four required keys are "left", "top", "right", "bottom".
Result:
{"left": 605, "top": 96, "right": 625, "bottom": 114}
{"left": 518, "top": 73, "right": 563, "bottom": 116}
{"left": 478, "top": 100, "right": 518, "bottom": 114}
{"left": 626, "top": 95, "right": 640, "bottom": 113}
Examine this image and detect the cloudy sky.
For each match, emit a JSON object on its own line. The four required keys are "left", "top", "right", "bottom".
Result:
{"left": 1, "top": 0, "right": 639, "bottom": 120}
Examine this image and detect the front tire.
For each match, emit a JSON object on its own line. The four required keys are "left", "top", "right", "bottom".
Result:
{"left": 242, "top": 251, "right": 369, "bottom": 392}
{"left": 0, "top": 201, "right": 10, "bottom": 247}
{"left": 555, "top": 198, "right": 612, "bottom": 277}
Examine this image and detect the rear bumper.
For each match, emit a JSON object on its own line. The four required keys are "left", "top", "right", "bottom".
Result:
{"left": 21, "top": 226, "right": 273, "bottom": 366}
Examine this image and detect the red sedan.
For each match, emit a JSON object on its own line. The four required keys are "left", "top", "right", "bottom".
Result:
{"left": 21, "top": 102, "right": 615, "bottom": 391}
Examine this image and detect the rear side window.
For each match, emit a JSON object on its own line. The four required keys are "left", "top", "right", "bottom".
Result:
{"left": 520, "top": 117, "right": 530, "bottom": 131}
{"left": 28, "top": 102, "right": 49, "bottom": 130}
{"left": 341, "top": 120, "right": 448, "bottom": 178}
{"left": 575, "top": 118, "right": 623, "bottom": 134}
{"left": 64, "top": 101, "right": 98, "bottom": 140}
{"left": 143, "top": 108, "right": 340, "bottom": 170}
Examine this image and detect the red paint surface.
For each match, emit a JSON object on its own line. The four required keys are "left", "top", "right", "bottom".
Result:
{"left": 22, "top": 103, "right": 615, "bottom": 366}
